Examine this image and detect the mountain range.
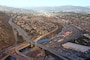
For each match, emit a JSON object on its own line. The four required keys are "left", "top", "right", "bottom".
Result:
{"left": 25, "top": 5, "right": 90, "bottom": 12}
{"left": 0, "top": 5, "right": 90, "bottom": 14}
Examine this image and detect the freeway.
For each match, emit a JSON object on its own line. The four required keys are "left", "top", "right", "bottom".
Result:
{"left": 8, "top": 15, "right": 85, "bottom": 60}
{"left": 8, "top": 15, "right": 68, "bottom": 60}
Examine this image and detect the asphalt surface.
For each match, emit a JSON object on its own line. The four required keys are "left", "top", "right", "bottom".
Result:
{"left": 8, "top": 15, "right": 85, "bottom": 60}
{"left": 9, "top": 15, "right": 68, "bottom": 60}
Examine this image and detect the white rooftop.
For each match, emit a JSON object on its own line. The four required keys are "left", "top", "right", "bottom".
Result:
{"left": 62, "top": 42, "right": 90, "bottom": 52}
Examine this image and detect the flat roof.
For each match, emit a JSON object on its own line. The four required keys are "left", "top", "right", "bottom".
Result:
{"left": 62, "top": 42, "right": 90, "bottom": 52}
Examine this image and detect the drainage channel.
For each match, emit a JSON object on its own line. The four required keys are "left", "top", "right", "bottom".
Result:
{"left": 37, "top": 31, "right": 64, "bottom": 44}
{"left": 19, "top": 45, "right": 31, "bottom": 53}
{"left": 5, "top": 56, "right": 16, "bottom": 60}
{"left": 37, "top": 38, "right": 51, "bottom": 44}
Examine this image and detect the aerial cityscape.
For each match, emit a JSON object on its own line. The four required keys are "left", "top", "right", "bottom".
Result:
{"left": 0, "top": 0, "right": 90, "bottom": 60}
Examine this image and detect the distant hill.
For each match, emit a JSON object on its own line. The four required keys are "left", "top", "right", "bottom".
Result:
{"left": 25, "top": 5, "right": 90, "bottom": 13}
{"left": 0, "top": 5, "right": 90, "bottom": 14}
{"left": 0, "top": 5, "right": 36, "bottom": 14}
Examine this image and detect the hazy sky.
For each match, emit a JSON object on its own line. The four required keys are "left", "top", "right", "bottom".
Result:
{"left": 0, "top": 0, "right": 90, "bottom": 8}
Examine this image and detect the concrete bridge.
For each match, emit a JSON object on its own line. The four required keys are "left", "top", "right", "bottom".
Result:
{"left": 1, "top": 42, "right": 34, "bottom": 60}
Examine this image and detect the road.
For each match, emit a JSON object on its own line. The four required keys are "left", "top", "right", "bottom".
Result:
{"left": 8, "top": 15, "right": 68, "bottom": 60}
{"left": 34, "top": 23, "right": 58, "bottom": 42}
{"left": 8, "top": 15, "right": 84, "bottom": 60}
{"left": 1, "top": 42, "right": 33, "bottom": 60}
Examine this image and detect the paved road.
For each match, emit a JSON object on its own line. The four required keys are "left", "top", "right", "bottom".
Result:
{"left": 34, "top": 23, "right": 58, "bottom": 42}
{"left": 9, "top": 15, "right": 68, "bottom": 60}
{"left": 8, "top": 15, "right": 84, "bottom": 60}
{"left": 55, "top": 16, "right": 83, "bottom": 44}
{"left": 1, "top": 42, "right": 31, "bottom": 60}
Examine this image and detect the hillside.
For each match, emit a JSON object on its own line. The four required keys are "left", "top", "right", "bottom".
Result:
{"left": 1, "top": 5, "right": 90, "bottom": 15}
{"left": 26, "top": 5, "right": 90, "bottom": 13}
{"left": 0, "top": 5, "right": 37, "bottom": 15}
{"left": 0, "top": 12, "right": 15, "bottom": 51}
